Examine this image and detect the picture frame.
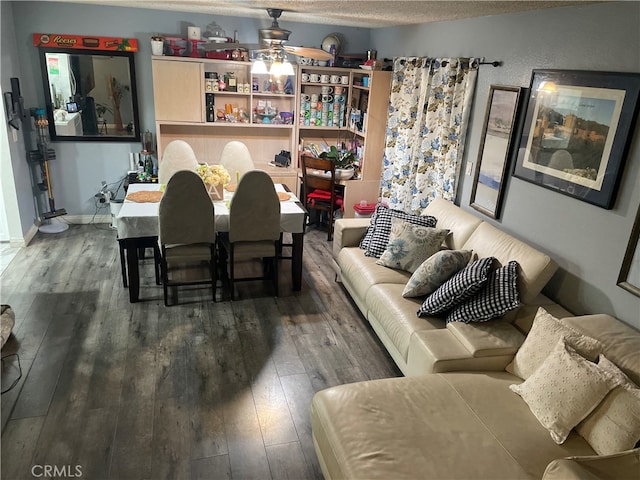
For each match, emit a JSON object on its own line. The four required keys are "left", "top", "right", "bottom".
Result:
{"left": 617, "top": 202, "right": 640, "bottom": 297}
{"left": 470, "top": 85, "right": 525, "bottom": 218}
{"left": 513, "top": 69, "right": 640, "bottom": 209}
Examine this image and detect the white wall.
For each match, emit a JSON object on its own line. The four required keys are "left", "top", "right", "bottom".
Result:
{"left": 372, "top": 1, "right": 640, "bottom": 329}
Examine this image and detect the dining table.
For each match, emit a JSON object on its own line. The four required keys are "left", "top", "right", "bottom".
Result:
{"left": 116, "top": 182, "right": 307, "bottom": 302}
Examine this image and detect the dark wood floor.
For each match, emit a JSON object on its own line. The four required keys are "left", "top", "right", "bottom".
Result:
{"left": 0, "top": 224, "right": 400, "bottom": 480}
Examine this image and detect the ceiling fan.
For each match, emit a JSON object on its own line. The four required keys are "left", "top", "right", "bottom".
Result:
{"left": 202, "top": 8, "right": 334, "bottom": 62}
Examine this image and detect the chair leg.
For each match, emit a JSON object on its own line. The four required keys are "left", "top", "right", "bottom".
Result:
{"left": 229, "top": 245, "right": 235, "bottom": 301}
{"left": 153, "top": 244, "right": 162, "bottom": 286}
{"left": 210, "top": 243, "right": 216, "bottom": 303}
{"left": 328, "top": 207, "right": 334, "bottom": 241}
{"left": 119, "top": 241, "right": 128, "bottom": 287}
{"left": 161, "top": 247, "right": 169, "bottom": 307}
{"left": 273, "top": 254, "right": 279, "bottom": 297}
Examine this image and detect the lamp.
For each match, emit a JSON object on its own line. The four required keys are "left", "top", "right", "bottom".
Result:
{"left": 251, "top": 49, "right": 296, "bottom": 77}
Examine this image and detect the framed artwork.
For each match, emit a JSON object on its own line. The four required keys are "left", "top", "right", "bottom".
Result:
{"left": 513, "top": 69, "right": 640, "bottom": 209}
{"left": 617, "top": 202, "right": 640, "bottom": 297}
{"left": 470, "top": 85, "right": 525, "bottom": 218}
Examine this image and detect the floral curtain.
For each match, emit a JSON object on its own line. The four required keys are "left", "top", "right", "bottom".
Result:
{"left": 380, "top": 57, "right": 478, "bottom": 213}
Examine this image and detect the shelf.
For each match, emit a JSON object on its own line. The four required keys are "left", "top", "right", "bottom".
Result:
{"left": 214, "top": 90, "right": 250, "bottom": 96}
{"left": 298, "top": 126, "right": 347, "bottom": 131}
{"left": 253, "top": 92, "right": 296, "bottom": 98}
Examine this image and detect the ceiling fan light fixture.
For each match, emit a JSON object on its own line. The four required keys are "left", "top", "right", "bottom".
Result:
{"left": 251, "top": 59, "right": 268, "bottom": 74}
{"left": 281, "top": 59, "right": 295, "bottom": 76}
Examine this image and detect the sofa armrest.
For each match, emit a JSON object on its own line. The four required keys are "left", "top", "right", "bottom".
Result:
{"left": 332, "top": 218, "right": 371, "bottom": 257}
{"left": 446, "top": 321, "right": 525, "bottom": 357}
{"left": 542, "top": 448, "right": 640, "bottom": 480}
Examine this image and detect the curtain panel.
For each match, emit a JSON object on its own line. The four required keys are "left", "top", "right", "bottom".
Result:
{"left": 380, "top": 57, "right": 478, "bottom": 213}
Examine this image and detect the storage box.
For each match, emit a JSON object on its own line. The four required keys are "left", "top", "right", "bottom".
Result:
{"left": 353, "top": 202, "right": 376, "bottom": 218}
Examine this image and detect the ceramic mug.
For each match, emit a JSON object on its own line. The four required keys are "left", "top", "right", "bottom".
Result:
{"left": 310, "top": 93, "right": 319, "bottom": 103}
{"left": 341, "top": 75, "right": 349, "bottom": 85}
{"left": 301, "top": 73, "right": 310, "bottom": 82}
{"left": 322, "top": 94, "right": 334, "bottom": 103}
{"left": 301, "top": 94, "right": 311, "bottom": 102}
{"left": 320, "top": 74, "right": 330, "bottom": 83}
{"left": 330, "top": 74, "right": 341, "bottom": 84}
{"left": 321, "top": 86, "right": 333, "bottom": 94}
{"left": 310, "top": 74, "right": 321, "bottom": 83}
{"left": 334, "top": 85, "right": 344, "bottom": 95}
{"left": 362, "top": 76, "right": 370, "bottom": 87}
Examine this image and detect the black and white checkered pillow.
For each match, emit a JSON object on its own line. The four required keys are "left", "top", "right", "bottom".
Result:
{"left": 446, "top": 261, "right": 520, "bottom": 323}
{"left": 364, "top": 206, "right": 437, "bottom": 258}
{"left": 359, "top": 204, "right": 385, "bottom": 250}
{"left": 418, "top": 256, "right": 495, "bottom": 317}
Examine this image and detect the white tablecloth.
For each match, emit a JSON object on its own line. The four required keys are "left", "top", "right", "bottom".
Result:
{"left": 116, "top": 183, "right": 306, "bottom": 240}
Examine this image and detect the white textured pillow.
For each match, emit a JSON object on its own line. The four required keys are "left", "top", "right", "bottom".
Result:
{"left": 376, "top": 217, "right": 449, "bottom": 273}
{"left": 506, "top": 307, "right": 603, "bottom": 379}
{"left": 402, "top": 249, "right": 472, "bottom": 298}
{"left": 510, "top": 339, "right": 616, "bottom": 444}
{"left": 577, "top": 355, "right": 640, "bottom": 455}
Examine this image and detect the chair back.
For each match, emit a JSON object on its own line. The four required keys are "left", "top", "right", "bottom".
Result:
{"left": 159, "top": 170, "right": 215, "bottom": 245}
{"left": 229, "top": 170, "right": 280, "bottom": 243}
{"left": 158, "top": 140, "right": 199, "bottom": 184}
{"left": 219, "top": 141, "right": 256, "bottom": 180}
{"left": 300, "top": 154, "right": 336, "bottom": 200}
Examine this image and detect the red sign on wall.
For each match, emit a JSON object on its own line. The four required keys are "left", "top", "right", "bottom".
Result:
{"left": 33, "top": 33, "right": 138, "bottom": 52}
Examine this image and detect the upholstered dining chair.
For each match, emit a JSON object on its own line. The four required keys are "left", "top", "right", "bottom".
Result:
{"left": 218, "top": 170, "right": 280, "bottom": 300}
{"left": 158, "top": 140, "right": 199, "bottom": 185}
{"left": 300, "top": 154, "right": 343, "bottom": 241}
{"left": 158, "top": 170, "right": 216, "bottom": 306}
{"left": 219, "top": 140, "right": 256, "bottom": 182}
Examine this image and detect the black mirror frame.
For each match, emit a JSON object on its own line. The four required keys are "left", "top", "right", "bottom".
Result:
{"left": 38, "top": 47, "right": 141, "bottom": 143}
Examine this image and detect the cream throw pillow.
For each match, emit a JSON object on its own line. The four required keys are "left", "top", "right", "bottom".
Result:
{"left": 506, "top": 307, "right": 603, "bottom": 379}
{"left": 577, "top": 355, "right": 640, "bottom": 455}
{"left": 376, "top": 218, "right": 449, "bottom": 273}
{"left": 510, "top": 339, "right": 616, "bottom": 444}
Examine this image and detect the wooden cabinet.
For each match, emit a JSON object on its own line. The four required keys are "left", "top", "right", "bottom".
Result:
{"left": 151, "top": 58, "right": 391, "bottom": 205}
{"left": 152, "top": 57, "right": 298, "bottom": 192}
{"left": 297, "top": 66, "right": 391, "bottom": 217}
{"left": 152, "top": 59, "right": 203, "bottom": 122}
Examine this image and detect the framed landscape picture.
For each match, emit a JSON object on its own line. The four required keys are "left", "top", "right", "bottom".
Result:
{"left": 470, "top": 85, "right": 524, "bottom": 218}
{"left": 513, "top": 70, "right": 640, "bottom": 209}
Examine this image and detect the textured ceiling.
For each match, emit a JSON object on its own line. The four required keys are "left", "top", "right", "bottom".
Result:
{"left": 52, "top": 0, "right": 600, "bottom": 28}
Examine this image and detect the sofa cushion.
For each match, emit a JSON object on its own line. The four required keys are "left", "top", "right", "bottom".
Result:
{"left": 364, "top": 205, "right": 437, "bottom": 258}
{"left": 403, "top": 249, "right": 472, "bottom": 298}
{"left": 418, "top": 256, "right": 494, "bottom": 317}
{"left": 562, "top": 314, "right": 640, "bottom": 387}
{"left": 542, "top": 449, "right": 640, "bottom": 480}
{"left": 461, "top": 222, "right": 557, "bottom": 304}
{"left": 576, "top": 355, "right": 640, "bottom": 455}
{"left": 376, "top": 218, "right": 449, "bottom": 273}
{"left": 423, "top": 197, "right": 483, "bottom": 250}
{"left": 447, "top": 321, "right": 525, "bottom": 357}
{"left": 311, "top": 372, "right": 595, "bottom": 480}
{"left": 506, "top": 307, "right": 603, "bottom": 380}
{"left": 510, "top": 339, "right": 616, "bottom": 444}
{"left": 446, "top": 260, "right": 520, "bottom": 324}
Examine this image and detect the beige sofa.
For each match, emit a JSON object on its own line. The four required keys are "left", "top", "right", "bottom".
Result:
{"left": 311, "top": 313, "right": 640, "bottom": 479}
{"left": 313, "top": 199, "right": 640, "bottom": 479}
{"left": 332, "top": 197, "right": 563, "bottom": 376}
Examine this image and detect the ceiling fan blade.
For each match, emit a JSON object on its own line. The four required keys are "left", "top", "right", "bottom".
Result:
{"left": 283, "top": 46, "right": 334, "bottom": 61}
{"left": 202, "top": 42, "right": 261, "bottom": 51}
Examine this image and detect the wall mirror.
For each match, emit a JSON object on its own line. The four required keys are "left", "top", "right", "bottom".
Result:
{"left": 617, "top": 203, "right": 640, "bottom": 297}
{"left": 38, "top": 48, "right": 141, "bottom": 142}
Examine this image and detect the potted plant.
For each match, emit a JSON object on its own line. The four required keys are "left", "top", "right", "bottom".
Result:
{"left": 151, "top": 34, "right": 165, "bottom": 55}
{"left": 96, "top": 103, "right": 111, "bottom": 121}
{"left": 320, "top": 145, "right": 358, "bottom": 179}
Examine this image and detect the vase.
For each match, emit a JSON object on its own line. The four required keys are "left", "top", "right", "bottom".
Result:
{"left": 151, "top": 39, "right": 164, "bottom": 56}
{"left": 207, "top": 183, "right": 223, "bottom": 200}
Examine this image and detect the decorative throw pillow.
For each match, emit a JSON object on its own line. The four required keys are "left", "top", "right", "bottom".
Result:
{"left": 359, "top": 204, "right": 384, "bottom": 250}
{"left": 510, "top": 339, "right": 616, "bottom": 444}
{"left": 446, "top": 260, "right": 521, "bottom": 323}
{"left": 376, "top": 218, "right": 450, "bottom": 273}
{"left": 505, "top": 307, "right": 603, "bottom": 380}
{"left": 577, "top": 355, "right": 640, "bottom": 455}
{"left": 364, "top": 205, "right": 437, "bottom": 258}
{"left": 403, "top": 249, "right": 472, "bottom": 298}
{"left": 417, "top": 256, "right": 494, "bottom": 317}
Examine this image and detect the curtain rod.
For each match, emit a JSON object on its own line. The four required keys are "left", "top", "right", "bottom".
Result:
{"left": 384, "top": 58, "right": 502, "bottom": 68}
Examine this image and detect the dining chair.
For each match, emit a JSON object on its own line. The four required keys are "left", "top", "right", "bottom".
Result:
{"left": 219, "top": 140, "right": 256, "bottom": 182}
{"left": 300, "top": 154, "right": 343, "bottom": 241}
{"left": 218, "top": 170, "right": 280, "bottom": 300}
{"left": 158, "top": 139, "right": 199, "bottom": 185}
{"left": 158, "top": 170, "right": 216, "bottom": 306}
